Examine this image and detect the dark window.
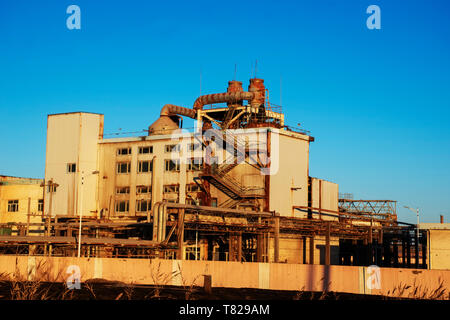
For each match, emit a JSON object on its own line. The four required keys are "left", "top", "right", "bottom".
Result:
{"left": 165, "top": 144, "right": 180, "bottom": 153}
{"left": 138, "top": 160, "right": 153, "bottom": 173}
{"left": 115, "top": 200, "right": 129, "bottom": 213}
{"left": 138, "top": 146, "right": 153, "bottom": 154}
{"left": 165, "top": 159, "right": 180, "bottom": 172}
{"left": 8, "top": 200, "right": 19, "bottom": 212}
{"left": 116, "top": 187, "right": 130, "bottom": 194}
{"left": 117, "top": 162, "right": 130, "bottom": 174}
{"left": 136, "top": 200, "right": 151, "bottom": 212}
{"left": 188, "top": 158, "right": 203, "bottom": 171}
{"left": 67, "top": 163, "right": 76, "bottom": 173}
{"left": 117, "top": 148, "right": 132, "bottom": 156}
{"left": 47, "top": 185, "right": 57, "bottom": 193}
{"left": 38, "top": 199, "right": 44, "bottom": 212}
{"left": 163, "top": 185, "right": 179, "bottom": 193}
{"left": 136, "top": 186, "right": 151, "bottom": 194}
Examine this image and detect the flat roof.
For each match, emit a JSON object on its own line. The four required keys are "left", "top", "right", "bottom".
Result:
{"left": 48, "top": 111, "right": 104, "bottom": 117}
{"left": 419, "top": 223, "right": 450, "bottom": 230}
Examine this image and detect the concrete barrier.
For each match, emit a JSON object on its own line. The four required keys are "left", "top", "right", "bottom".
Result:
{"left": 0, "top": 255, "right": 449, "bottom": 299}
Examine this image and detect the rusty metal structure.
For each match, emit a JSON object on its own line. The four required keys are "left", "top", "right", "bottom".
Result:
{"left": 0, "top": 77, "right": 427, "bottom": 269}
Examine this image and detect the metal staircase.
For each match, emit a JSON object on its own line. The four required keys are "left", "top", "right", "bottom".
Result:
{"left": 199, "top": 129, "right": 266, "bottom": 203}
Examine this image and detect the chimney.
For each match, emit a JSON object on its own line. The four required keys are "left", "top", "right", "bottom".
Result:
{"left": 440, "top": 215, "right": 444, "bottom": 224}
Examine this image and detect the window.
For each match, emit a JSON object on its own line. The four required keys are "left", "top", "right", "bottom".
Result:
{"left": 116, "top": 162, "right": 131, "bottom": 174}
{"left": 117, "top": 148, "right": 132, "bottom": 156}
{"left": 138, "top": 146, "right": 153, "bottom": 154}
{"left": 115, "top": 200, "right": 129, "bottom": 213}
{"left": 188, "top": 143, "right": 203, "bottom": 152}
{"left": 163, "top": 185, "right": 179, "bottom": 193}
{"left": 187, "top": 158, "right": 203, "bottom": 171}
{"left": 47, "top": 185, "right": 57, "bottom": 193}
{"left": 186, "top": 184, "right": 200, "bottom": 193}
{"left": 38, "top": 199, "right": 44, "bottom": 212}
{"left": 185, "top": 246, "right": 200, "bottom": 261}
{"left": 163, "top": 184, "right": 179, "bottom": 203}
{"left": 116, "top": 187, "right": 130, "bottom": 194}
{"left": 165, "top": 159, "right": 180, "bottom": 172}
{"left": 67, "top": 163, "right": 76, "bottom": 173}
{"left": 136, "top": 186, "right": 151, "bottom": 194}
{"left": 7, "top": 200, "right": 19, "bottom": 212}
{"left": 138, "top": 160, "right": 153, "bottom": 173}
{"left": 165, "top": 144, "right": 180, "bottom": 153}
{"left": 136, "top": 199, "right": 151, "bottom": 212}
{"left": 211, "top": 198, "right": 218, "bottom": 207}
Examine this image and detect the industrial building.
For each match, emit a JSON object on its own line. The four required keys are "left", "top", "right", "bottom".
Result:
{"left": 0, "top": 176, "right": 43, "bottom": 235}
{"left": 0, "top": 78, "right": 447, "bottom": 270}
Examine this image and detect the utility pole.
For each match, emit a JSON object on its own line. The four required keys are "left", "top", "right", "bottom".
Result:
{"left": 77, "top": 171, "right": 85, "bottom": 258}
{"left": 404, "top": 206, "right": 420, "bottom": 268}
{"left": 78, "top": 170, "right": 99, "bottom": 258}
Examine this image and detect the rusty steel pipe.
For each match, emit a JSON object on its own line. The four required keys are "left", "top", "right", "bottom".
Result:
{"left": 160, "top": 104, "right": 196, "bottom": 119}
{"left": 193, "top": 91, "right": 255, "bottom": 110}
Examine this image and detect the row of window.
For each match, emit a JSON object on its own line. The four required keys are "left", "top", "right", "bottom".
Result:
{"left": 114, "top": 197, "right": 217, "bottom": 213}
{"left": 116, "top": 158, "right": 203, "bottom": 174}
{"left": 7, "top": 199, "right": 43, "bottom": 213}
{"left": 116, "top": 185, "right": 152, "bottom": 195}
{"left": 115, "top": 184, "right": 200, "bottom": 196}
{"left": 117, "top": 146, "right": 154, "bottom": 156}
{"left": 117, "top": 144, "right": 202, "bottom": 156}
{"left": 115, "top": 199, "right": 151, "bottom": 213}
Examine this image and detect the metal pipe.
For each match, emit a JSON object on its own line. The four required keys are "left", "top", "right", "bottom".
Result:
{"left": 152, "top": 202, "right": 160, "bottom": 242}
{"left": 193, "top": 91, "right": 255, "bottom": 110}
{"left": 160, "top": 104, "right": 196, "bottom": 119}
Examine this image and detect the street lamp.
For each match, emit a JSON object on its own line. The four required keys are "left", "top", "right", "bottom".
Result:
{"left": 78, "top": 170, "right": 99, "bottom": 258}
{"left": 404, "top": 205, "right": 420, "bottom": 268}
{"left": 403, "top": 205, "right": 420, "bottom": 232}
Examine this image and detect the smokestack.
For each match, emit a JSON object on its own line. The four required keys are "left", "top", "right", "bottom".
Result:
{"left": 440, "top": 215, "right": 444, "bottom": 224}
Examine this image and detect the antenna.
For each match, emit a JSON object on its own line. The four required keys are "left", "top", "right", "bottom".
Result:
{"left": 254, "top": 59, "right": 258, "bottom": 79}
{"left": 200, "top": 69, "right": 202, "bottom": 95}
{"left": 280, "top": 74, "right": 283, "bottom": 107}
{"left": 234, "top": 64, "right": 237, "bottom": 81}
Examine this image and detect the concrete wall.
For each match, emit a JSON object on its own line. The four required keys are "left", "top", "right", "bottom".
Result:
{"left": 429, "top": 229, "right": 450, "bottom": 270}
{"left": 44, "top": 112, "right": 104, "bottom": 218}
{"left": 269, "top": 130, "right": 310, "bottom": 217}
{"left": 310, "top": 178, "right": 339, "bottom": 221}
{"left": 2, "top": 255, "right": 449, "bottom": 299}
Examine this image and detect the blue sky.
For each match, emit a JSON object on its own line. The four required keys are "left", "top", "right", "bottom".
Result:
{"left": 1, "top": 0, "right": 449, "bottom": 224}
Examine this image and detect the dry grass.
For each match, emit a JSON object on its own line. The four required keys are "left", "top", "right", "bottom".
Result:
{"left": 386, "top": 277, "right": 449, "bottom": 300}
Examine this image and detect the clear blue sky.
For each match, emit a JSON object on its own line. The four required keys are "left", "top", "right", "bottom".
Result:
{"left": 1, "top": 0, "right": 449, "bottom": 224}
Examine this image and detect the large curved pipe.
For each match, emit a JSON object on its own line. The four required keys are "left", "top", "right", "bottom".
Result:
{"left": 160, "top": 104, "right": 196, "bottom": 119}
{"left": 193, "top": 91, "right": 255, "bottom": 110}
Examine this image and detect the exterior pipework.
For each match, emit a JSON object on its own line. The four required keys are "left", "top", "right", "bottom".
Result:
{"left": 152, "top": 202, "right": 160, "bottom": 241}
{"left": 193, "top": 91, "right": 255, "bottom": 110}
{"left": 160, "top": 104, "right": 196, "bottom": 119}
{"left": 248, "top": 78, "right": 266, "bottom": 108}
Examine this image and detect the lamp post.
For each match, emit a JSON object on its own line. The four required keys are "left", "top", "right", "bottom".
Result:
{"left": 404, "top": 205, "right": 420, "bottom": 268}
{"left": 78, "top": 170, "right": 99, "bottom": 258}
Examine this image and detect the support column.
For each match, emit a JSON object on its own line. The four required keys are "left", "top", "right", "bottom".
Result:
{"left": 325, "top": 222, "right": 330, "bottom": 265}
{"left": 228, "top": 235, "right": 235, "bottom": 261}
{"left": 274, "top": 216, "right": 280, "bottom": 263}
{"left": 256, "top": 233, "right": 263, "bottom": 262}
{"left": 177, "top": 209, "right": 185, "bottom": 260}
{"left": 237, "top": 233, "right": 242, "bottom": 262}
